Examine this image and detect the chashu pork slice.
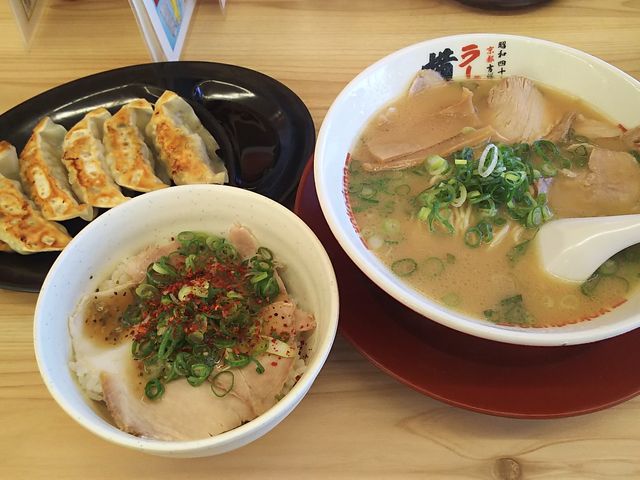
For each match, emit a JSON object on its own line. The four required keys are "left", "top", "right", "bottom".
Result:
{"left": 364, "top": 85, "right": 482, "bottom": 165}
{"left": 360, "top": 125, "right": 504, "bottom": 172}
{"left": 485, "top": 76, "right": 559, "bottom": 143}
{"left": 548, "top": 147, "right": 640, "bottom": 217}
{"left": 572, "top": 114, "right": 622, "bottom": 139}
{"left": 101, "top": 370, "right": 256, "bottom": 441}
{"left": 69, "top": 283, "right": 256, "bottom": 440}
{"left": 101, "top": 344, "right": 300, "bottom": 441}
{"left": 228, "top": 223, "right": 289, "bottom": 300}
{"left": 544, "top": 112, "right": 577, "bottom": 143}
{"left": 408, "top": 69, "right": 446, "bottom": 96}
{"left": 103, "top": 240, "right": 179, "bottom": 289}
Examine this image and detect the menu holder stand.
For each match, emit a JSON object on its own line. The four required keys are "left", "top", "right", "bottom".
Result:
{"left": 9, "top": 0, "right": 45, "bottom": 46}
{"left": 128, "top": 0, "right": 197, "bottom": 62}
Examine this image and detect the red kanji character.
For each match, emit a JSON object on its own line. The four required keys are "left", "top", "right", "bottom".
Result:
{"left": 486, "top": 55, "right": 495, "bottom": 63}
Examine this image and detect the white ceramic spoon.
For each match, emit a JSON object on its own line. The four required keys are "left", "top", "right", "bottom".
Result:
{"left": 536, "top": 214, "right": 640, "bottom": 283}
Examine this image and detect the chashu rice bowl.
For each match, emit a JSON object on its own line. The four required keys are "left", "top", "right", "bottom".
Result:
{"left": 69, "top": 224, "right": 315, "bottom": 441}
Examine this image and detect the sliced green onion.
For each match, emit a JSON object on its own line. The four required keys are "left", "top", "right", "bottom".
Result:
{"left": 477, "top": 143, "right": 499, "bottom": 177}
{"left": 250, "top": 271, "right": 269, "bottom": 284}
{"left": 477, "top": 221, "right": 493, "bottom": 242}
{"left": 501, "top": 294, "right": 523, "bottom": 306}
{"left": 205, "top": 235, "right": 223, "bottom": 250}
{"left": 132, "top": 339, "right": 155, "bottom": 360}
{"left": 211, "top": 371, "right": 235, "bottom": 398}
{"left": 540, "top": 163, "right": 558, "bottom": 177}
{"left": 526, "top": 207, "right": 544, "bottom": 228}
{"left": 187, "top": 331, "right": 204, "bottom": 344}
{"left": 121, "top": 304, "right": 142, "bottom": 327}
{"left": 144, "top": 378, "right": 164, "bottom": 400}
{"left": 425, "top": 155, "right": 449, "bottom": 175}
{"left": 152, "top": 261, "right": 177, "bottom": 276}
{"left": 157, "top": 327, "right": 176, "bottom": 360}
{"left": 464, "top": 227, "right": 482, "bottom": 248}
{"left": 417, "top": 207, "right": 431, "bottom": 221}
{"left": 253, "top": 358, "right": 266, "bottom": 374}
{"left": 177, "top": 231, "right": 196, "bottom": 243}
{"left": 212, "top": 337, "right": 236, "bottom": 348}
{"left": 507, "top": 238, "right": 532, "bottom": 263}
{"left": 226, "top": 352, "right": 251, "bottom": 368}
{"left": 256, "top": 276, "right": 279, "bottom": 298}
{"left": 451, "top": 183, "right": 467, "bottom": 207}
{"left": 135, "top": 283, "right": 158, "bottom": 299}
{"left": 185, "top": 254, "right": 197, "bottom": 271}
{"left": 391, "top": 258, "right": 417, "bottom": 277}
{"left": 359, "top": 185, "right": 377, "bottom": 199}
{"left": 256, "top": 247, "right": 274, "bottom": 261}
{"left": 394, "top": 184, "right": 411, "bottom": 195}
{"left": 187, "top": 363, "right": 212, "bottom": 386}
{"left": 191, "top": 281, "right": 210, "bottom": 297}
{"left": 178, "top": 285, "right": 192, "bottom": 301}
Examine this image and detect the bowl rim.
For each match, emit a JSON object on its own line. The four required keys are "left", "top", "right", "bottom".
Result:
{"left": 314, "top": 33, "right": 640, "bottom": 347}
{"left": 33, "top": 184, "right": 339, "bottom": 454}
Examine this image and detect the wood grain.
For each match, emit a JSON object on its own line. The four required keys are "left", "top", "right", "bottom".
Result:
{"left": 1, "top": 0, "right": 640, "bottom": 478}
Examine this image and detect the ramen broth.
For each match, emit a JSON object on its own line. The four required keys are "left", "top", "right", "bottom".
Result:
{"left": 348, "top": 76, "right": 640, "bottom": 327}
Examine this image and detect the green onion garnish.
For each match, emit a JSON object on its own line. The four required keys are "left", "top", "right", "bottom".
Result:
{"left": 412, "top": 142, "right": 556, "bottom": 244}
{"left": 145, "top": 378, "right": 165, "bottom": 400}
{"left": 118, "top": 231, "right": 291, "bottom": 401}
{"left": 391, "top": 258, "right": 417, "bottom": 277}
{"left": 211, "top": 371, "right": 235, "bottom": 398}
{"left": 425, "top": 155, "right": 449, "bottom": 175}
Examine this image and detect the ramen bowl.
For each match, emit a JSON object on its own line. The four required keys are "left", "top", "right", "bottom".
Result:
{"left": 314, "top": 33, "right": 640, "bottom": 346}
{"left": 34, "top": 185, "right": 339, "bottom": 457}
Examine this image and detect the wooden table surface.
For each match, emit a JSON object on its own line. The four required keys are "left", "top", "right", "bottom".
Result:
{"left": 1, "top": 1, "right": 640, "bottom": 478}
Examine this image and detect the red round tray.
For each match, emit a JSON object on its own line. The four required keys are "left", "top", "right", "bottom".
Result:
{"left": 294, "top": 159, "right": 640, "bottom": 418}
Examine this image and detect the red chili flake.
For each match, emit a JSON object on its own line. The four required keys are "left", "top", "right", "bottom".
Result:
{"left": 270, "top": 361, "right": 278, "bottom": 367}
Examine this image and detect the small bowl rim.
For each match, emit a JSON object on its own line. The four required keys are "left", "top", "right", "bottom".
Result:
{"left": 315, "top": 33, "right": 640, "bottom": 347}
{"left": 34, "top": 184, "right": 339, "bottom": 455}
